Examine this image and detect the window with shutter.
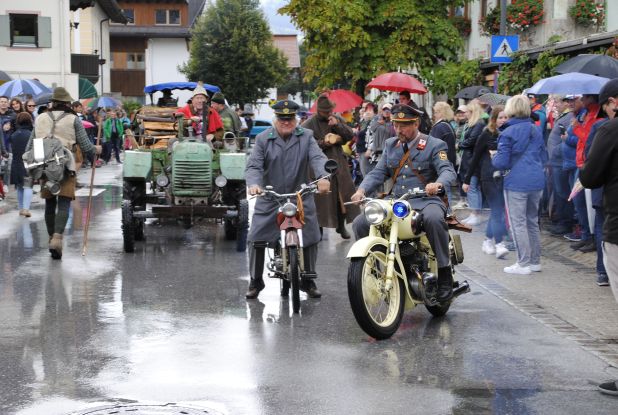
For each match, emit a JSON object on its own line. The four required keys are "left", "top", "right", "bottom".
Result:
{"left": 37, "top": 16, "right": 51, "bottom": 48}
{"left": 0, "top": 15, "right": 10, "bottom": 47}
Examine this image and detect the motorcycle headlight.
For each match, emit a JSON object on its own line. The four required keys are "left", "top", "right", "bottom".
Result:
{"left": 281, "top": 202, "right": 297, "bottom": 218}
{"left": 392, "top": 200, "right": 411, "bottom": 219}
{"left": 364, "top": 201, "right": 388, "bottom": 225}
{"left": 215, "top": 175, "right": 228, "bottom": 188}
{"left": 156, "top": 174, "right": 169, "bottom": 188}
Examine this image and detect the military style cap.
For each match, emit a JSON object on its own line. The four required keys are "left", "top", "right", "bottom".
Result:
{"left": 391, "top": 104, "right": 423, "bottom": 122}
{"left": 51, "top": 87, "right": 73, "bottom": 103}
{"left": 272, "top": 100, "right": 299, "bottom": 119}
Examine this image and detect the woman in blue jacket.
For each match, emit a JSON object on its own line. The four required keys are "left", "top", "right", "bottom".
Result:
{"left": 493, "top": 95, "right": 548, "bottom": 275}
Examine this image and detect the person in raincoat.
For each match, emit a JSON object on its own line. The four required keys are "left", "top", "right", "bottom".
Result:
{"left": 302, "top": 95, "right": 360, "bottom": 239}
{"left": 245, "top": 100, "right": 330, "bottom": 300}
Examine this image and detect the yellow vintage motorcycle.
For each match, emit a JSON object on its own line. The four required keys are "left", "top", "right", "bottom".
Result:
{"left": 346, "top": 188, "right": 469, "bottom": 340}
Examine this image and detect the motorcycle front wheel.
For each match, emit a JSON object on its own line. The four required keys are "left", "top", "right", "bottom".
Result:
{"left": 348, "top": 245, "right": 405, "bottom": 340}
{"left": 288, "top": 246, "right": 301, "bottom": 313}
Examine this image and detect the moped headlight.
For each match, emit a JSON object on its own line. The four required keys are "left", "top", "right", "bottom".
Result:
{"left": 215, "top": 175, "right": 228, "bottom": 188}
{"left": 364, "top": 201, "right": 388, "bottom": 225}
{"left": 281, "top": 202, "right": 297, "bottom": 217}
{"left": 156, "top": 173, "right": 169, "bottom": 188}
{"left": 392, "top": 200, "right": 411, "bottom": 219}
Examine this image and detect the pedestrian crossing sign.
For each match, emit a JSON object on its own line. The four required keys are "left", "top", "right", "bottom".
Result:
{"left": 491, "top": 35, "right": 519, "bottom": 63}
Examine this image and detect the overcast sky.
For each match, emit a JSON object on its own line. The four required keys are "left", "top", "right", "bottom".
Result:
{"left": 260, "top": 0, "right": 297, "bottom": 34}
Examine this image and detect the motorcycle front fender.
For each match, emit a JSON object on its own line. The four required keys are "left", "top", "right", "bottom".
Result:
{"left": 346, "top": 236, "right": 389, "bottom": 259}
{"left": 347, "top": 236, "right": 419, "bottom": 310}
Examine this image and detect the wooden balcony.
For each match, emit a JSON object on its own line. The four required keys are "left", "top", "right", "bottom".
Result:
{"left": 111, "top": 69, "right": 145, "bottom": 97}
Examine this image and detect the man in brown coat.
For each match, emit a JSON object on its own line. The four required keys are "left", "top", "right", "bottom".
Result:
{"left": 302, "top": 96, "right": 360, "bottom": 239}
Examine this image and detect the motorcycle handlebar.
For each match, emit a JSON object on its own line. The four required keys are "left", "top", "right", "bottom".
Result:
{"left": 343, "top": 187, "right": 445, "bottom": 205}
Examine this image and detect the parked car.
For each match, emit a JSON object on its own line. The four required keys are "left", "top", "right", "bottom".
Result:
{"left": 249, "top": 119, "right": 272, "bottom": 138}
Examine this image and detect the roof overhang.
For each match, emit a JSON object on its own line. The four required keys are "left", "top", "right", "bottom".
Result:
{"left": 109, "top": 26, "right": 190, "bottom": 38}
{"left": 480, "top": 30, "right": 618, "bottom": 70}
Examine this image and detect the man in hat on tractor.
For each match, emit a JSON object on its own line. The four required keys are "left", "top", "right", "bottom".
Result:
{"left": 350, "top": 104, "right": 457, "bottom": 302}
{"left": 176, "top": 83, "right": 224, "bottom": 141}
{"left": 210, "top": 92, "right": 242, "bottom": 137}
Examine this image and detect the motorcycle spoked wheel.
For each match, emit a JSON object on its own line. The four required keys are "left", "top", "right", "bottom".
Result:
{"left": 348, "top": 245, "right": 405, "bottom": 340}
{"left": 288, "top": 246, "right": 301, "bottom": 313}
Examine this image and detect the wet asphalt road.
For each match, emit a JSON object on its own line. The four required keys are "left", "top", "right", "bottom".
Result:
{"left": 1, "top": 173, "right": 618, "bottom": 414}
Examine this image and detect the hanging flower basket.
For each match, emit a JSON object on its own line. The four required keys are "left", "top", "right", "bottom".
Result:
{"left": 569, "top": 0, "right": 604, "bottom": 27}
{"left": 479, "top": 6, "right": 501, "bottom": 36}
{"left": 450, "top": 15, "right": 472, "bottom": 37}
{"left": 507, "top": 0, "right": 544, "bottom": 32}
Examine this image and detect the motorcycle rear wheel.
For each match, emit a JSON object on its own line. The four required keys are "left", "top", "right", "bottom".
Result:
{"left": 348, "top": 245, "right": 405, "bottom": 340}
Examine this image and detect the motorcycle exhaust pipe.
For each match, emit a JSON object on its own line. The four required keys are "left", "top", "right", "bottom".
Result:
{"left": 452, "top": 280, "right": 470, "bottom": 299}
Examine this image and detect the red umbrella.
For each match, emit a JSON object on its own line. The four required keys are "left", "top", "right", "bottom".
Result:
{"left": 309, "top": 89, "right": 363, "bottom": 113}
{"left": 366, "top": 72, "right": 427, "bottom": 94}
{"left": 81, "top": 120, "right": 94, "bottom": 129}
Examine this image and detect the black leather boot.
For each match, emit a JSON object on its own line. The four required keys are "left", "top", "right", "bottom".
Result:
{"left": 437, "top": 266, "right": 454, "bottom": 303}
{"left": 301, "top": 280, "right": 322, "bottom": 298}
{"left": 245, "top": 279, "right": 265, "bottom": 299}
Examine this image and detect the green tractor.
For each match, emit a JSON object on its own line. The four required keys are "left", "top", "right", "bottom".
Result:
{"left": 121, "top": 112, "right": 249, "bottom": 253}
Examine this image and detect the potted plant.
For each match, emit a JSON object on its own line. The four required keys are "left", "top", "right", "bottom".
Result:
{"left": 569, "top": 0, "right": 604, "bottom": 27}
{"left": 479, "top": 6, "right": 501, "bottom": 36}
{"left": 507, "top": 0, "right": 544, "bottom": 31}
{"left": 451, "top": 15, "right": 472, "bottom": 37}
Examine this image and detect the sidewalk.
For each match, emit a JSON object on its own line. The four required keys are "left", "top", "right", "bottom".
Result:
{"left": 456, "top": 210, "right": 618, "bottom": 367}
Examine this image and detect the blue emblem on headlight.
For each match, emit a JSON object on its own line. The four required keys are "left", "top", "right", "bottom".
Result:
{"left": 393, "top": 201, "right": 410, "bottom": 218}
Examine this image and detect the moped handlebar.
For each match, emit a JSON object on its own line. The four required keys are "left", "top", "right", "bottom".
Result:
{"left": 249, "top": 173, "right": 333, "bottom": 200}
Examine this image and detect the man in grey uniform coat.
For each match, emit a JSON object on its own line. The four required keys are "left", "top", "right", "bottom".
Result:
{"left": 245, "top": 100, "right": 330, "bottom": 299}
{"left": 351, "top": 104, "right": 457, "bottom": 301}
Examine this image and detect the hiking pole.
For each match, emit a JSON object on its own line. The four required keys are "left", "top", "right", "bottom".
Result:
{"left": 82, "top": 114, "right": 103, "bottom": 256}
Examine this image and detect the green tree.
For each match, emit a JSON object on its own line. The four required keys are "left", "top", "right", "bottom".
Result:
{"left": 421, "top": 59, "right": 483, "bottom": 98}
{"left": 499, "top": 50, "right": 565, "bottom": 95}
{"left": 180, "top": 0, "right": 288, "bottom": 105}
{"left": 280, "top": 0, "right": 468, "bottom": 93}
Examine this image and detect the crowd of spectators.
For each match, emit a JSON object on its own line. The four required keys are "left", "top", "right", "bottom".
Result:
{"left": 348, "top": 87, "right": 614, "bottom": 285}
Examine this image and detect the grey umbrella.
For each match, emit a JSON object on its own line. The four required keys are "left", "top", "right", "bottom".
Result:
{"left": 478, "top": 93, "right": 511, "bottom": 106}
{"left": 554, "top": 54, "right": 618, "bottom": 79}
{"left": 0, "top": 70, "right": 12, "bottom": 83}
{"left": 454, "top": 85, "right": 492, "bottom": 100}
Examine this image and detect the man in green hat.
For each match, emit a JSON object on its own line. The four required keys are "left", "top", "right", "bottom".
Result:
{"left": 210, "top": 92, "right": 242, "bottom": 137}
{"left": 27, "top": 86, "right": 102, "bottom": 259}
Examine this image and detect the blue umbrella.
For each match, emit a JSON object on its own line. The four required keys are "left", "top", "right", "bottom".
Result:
{"left": 143, "top": 82, "right": 220, "bottom": 94}
{"left": 87, "top": 96, "right": 122, "bottom": 108}
{"left": 0, "top": 79, "right": 51, "bottom": 98}
{"left": 526, "top": 73, "right": 610, "bottom": 95}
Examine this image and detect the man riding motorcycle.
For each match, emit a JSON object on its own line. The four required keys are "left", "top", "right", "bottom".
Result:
{"left": 350, "top": 104, "right": 457, "bottom": 302}
{"left": 245, "top": 100, "right": 331, "bottom": 299}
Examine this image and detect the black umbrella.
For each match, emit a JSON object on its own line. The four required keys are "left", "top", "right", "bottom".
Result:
{"left": 554, "top": 54, "right": 618, "bottom": 79}
{"left": 454, "top": 85, "right": 492, "bottom": 100}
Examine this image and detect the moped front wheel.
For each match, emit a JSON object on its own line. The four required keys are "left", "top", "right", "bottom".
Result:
{"left": 348, "top": 245, "right": 405, "bottom": 340}
{"left": 288, "top": 246, "right": 301, "bottom": 313}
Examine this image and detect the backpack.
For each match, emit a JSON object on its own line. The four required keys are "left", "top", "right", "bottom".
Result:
{"left": 22, "top": 112, "right": 75, "bottom": 195}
